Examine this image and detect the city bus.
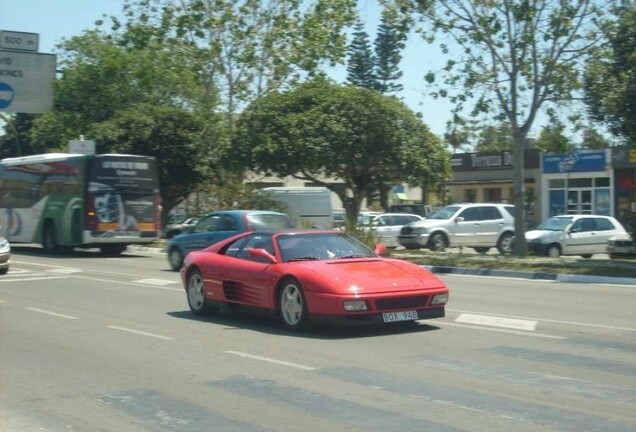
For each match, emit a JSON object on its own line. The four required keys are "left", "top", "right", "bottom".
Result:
{"left": 0, "top": 153, "right": 161, "bottom": 255}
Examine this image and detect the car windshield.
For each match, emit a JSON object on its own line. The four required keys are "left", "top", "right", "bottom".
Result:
{"left": 278, "top": 232, "right": 377, "bottom": 262}
{"left": 428, "top": 205, "right": 461, "bottom": 220}
{"left": 537, "top": 217, "right": 573, "bottom": 231}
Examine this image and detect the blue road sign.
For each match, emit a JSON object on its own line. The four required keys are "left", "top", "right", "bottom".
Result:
{"left": 0, "top": 81, "right": 14, "bottom": 109}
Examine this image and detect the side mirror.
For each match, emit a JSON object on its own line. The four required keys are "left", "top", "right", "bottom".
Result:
{"left": 374, "top": 243, "right": 386, "bottom": 255}
{"left": 248, "top": 248, "right": 277, "bottom": 264}
{"left": 455, "top": 217, "right": 464, "bottom": 223}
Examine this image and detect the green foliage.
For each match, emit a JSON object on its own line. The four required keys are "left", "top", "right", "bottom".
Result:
{"left": 373, "top": 7, "right": 406, "bottom": 94}
{"left": 346, "top": 20, "right": 377, "bottom": 89}
{"left": 584, "top": 0, "right": 636, "bottom": 144}
{"left": 581, "top": 127, "right": 612, "bottom": 149}
{"left": 230, "top": 77, "right": 449, "bottom": 224}
{"left": 474, "top": 123, "right": 513, "bottom": 153}
{"left": 535, "top": 122, "right": 571, "bottom": 154}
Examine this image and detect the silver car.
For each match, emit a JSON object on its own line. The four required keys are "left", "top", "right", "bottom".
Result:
{"left": 0, "top": 229, "right": 10, "bottom": 275}
{"left": 526, "top": 214, "right": 627, "bottom": 258}
{"left": 398, "top": 203, "right": 515, "bottom": 254}
{"left": 361, "top": 213, "right": 424, "bottom": 248}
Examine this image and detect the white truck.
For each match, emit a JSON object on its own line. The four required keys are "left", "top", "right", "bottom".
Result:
{"left": 262, "top": 187, "right": 334, "bottom": 229}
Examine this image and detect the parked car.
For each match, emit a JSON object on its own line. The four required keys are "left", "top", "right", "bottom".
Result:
{"left": 526, "top": 214, "right": 628, "bottom": 258}
{"left": 181, "top": 229, "right": 449, "bottom": 331}
{"left": 607, "top": 233, "right": 636, "bottom": 258}
{"left": 361, "top": 213, "right": 424, "bottom": 248}
{"left": 167, "top": 210, "right": 294, "bottom": 271}
{"left": 389, "top": 203, "right": 433, "bottom": 218}
{"left": 164, "top": 217, "right": 200, "bottom": 239}
{"left": 398, "top": 203, "right": 515, "bottom": 254}
{"left": 332, "top": 210, "right": 346, "bottom": 229}
{"left": 0, "top": 228, "right": 10, "bottom": 275}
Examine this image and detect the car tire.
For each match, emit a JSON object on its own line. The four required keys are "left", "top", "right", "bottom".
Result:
{"left": 474, "top": 247, "right": 490, "bottom": 254}
{"left": 428, "top": 233, "right": 448, "bottom": 252}
{"left": 580, "top": 254, "right": 593, "bottom": 259}
{"left": 186, "top": 268, "right": 219, "bottom": 316}
{"left": 546, "top": 244, "right": 561, "bottom": 258}
{"left": 278, "top": 279, "right": 310, "bottom": 332}
{"left": 42, "top": 222, "right": 58, "bottom": 254}
{"left": 497, "top": 232, "right": 514, "bottom": 254}
{"left": 168, "top": 247, "right": 184, "bottom": 271}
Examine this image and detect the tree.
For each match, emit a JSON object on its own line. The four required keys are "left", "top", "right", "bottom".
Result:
{"left": 117, "top": 0, "right": 357, "bottom": 133}
{"left": 229, "top": 78, "right": 449, "bottom": 225}
{"left": 346, "top": 20, "right": 377, "bottom": 89}
{"left": 399, "top": 0, "right": 606, "bottom": 255}
{"left": 534, "top": 122, "right": 571, "bottom": 154}
{"left": 374, "top": 7, "right": 406, "bottom": 94}
{"left": 475, "top": 123, "right": 513, "bottom": 153}
{"left": 580, "top": 127, "right": 612, "bottom": 149}
{"left": 584, "top": 0, "right": 636, "bottom": 144}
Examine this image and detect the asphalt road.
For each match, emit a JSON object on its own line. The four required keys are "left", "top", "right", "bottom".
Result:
{"left": 1, "top": 246, "right": 635, "bottom": 432}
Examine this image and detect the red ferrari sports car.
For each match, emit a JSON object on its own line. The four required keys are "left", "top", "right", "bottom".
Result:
{"left": 181, "top": 230, "right": 449, "bottom": 331}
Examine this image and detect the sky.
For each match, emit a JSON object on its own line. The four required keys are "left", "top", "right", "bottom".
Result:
{"left": 0, "top": 0, "right": 454, "bottom": 136}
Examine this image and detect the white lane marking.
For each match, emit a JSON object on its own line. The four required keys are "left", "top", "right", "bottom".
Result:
{"left": 449, "top": 308, "right": 636, "bottom": 333}
{"left": 47, "top": 268, "right": 83, "bottom": 274}
{"left": 440, "top": 274, "right": 558, "bottom": 283}
{"left": 25, "top": 307, "right": 78, "bottom": 320}
{"left": 12, "top": 260, "right": 171, "bottom": 280}
{"left": 224, "top": 350, "right": 316, "bottom": 371}
{"left": 72, "top": 275, "right": 182, "bottom": 292}
{"left": 134, "top": 278, "right": 177, "bottom": 286}
{"left": 0, "top": 276, "right": 68, "bottom": 283}
{"left": 107, "top": 325, "right": 174, "bottom": 340}
{"left": 455, "top": 313, "right": 537, "bottom": 331}
{"left": 438, "top": 322, "right": 565, "bottom": 339}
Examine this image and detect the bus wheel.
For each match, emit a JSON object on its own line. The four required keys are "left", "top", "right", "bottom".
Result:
{"left": 42, "top": 222, "right": 58, "bottom": 254}
{"left": 100, "top": 245, "right": 127, "bottom": 256}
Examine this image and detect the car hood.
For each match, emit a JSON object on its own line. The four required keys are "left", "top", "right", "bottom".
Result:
{"left": 407, "top": 219, "right": 452, "bottom": 229}
{"left": 525, "top": 229, "right": 563, "bottom": 242}
{"left": 296, "top": 259, "right": 445, "bottom": 294}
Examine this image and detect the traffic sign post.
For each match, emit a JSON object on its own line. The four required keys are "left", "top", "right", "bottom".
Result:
{"left": 0, "top": 30, "right": 39, "bottom": 52}
{"left": 0, "top": 49, "right": 56, "bottom": 113}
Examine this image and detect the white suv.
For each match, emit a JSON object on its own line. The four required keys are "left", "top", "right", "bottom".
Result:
{"left": 398, "top": 203, "right": 515, "bottom": 254}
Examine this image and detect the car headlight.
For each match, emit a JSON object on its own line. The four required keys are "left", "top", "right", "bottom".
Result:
{"left": 431, "top": 293, "right": 448, "bottom": 305}
{"left": 0, "top": 237, "right": 9, "bottom": 251}
{"left": 344, "top": 300, "right": 368, "bottom": 311}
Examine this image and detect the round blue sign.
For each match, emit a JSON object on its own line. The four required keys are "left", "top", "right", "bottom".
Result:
{"left": 0, "top": 82, "right": 15, "bottom": 109}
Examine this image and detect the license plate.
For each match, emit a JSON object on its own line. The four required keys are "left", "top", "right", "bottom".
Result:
{"left": 382, "top": 310, "right": 418, "bottom": 323}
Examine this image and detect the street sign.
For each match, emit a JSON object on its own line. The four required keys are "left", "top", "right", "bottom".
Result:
{"left": 0, "top": 49, "right": 56, "bottom": 113}
{"left": 69, "top": 139, "right": 96, "bottom": 155}
{"left": 0, "top": 30, "right": 39, "bottom": 52}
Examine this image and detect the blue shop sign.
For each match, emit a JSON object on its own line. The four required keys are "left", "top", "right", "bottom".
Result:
{"left": 543, "top": 151, "right": 607, "bottom": 173}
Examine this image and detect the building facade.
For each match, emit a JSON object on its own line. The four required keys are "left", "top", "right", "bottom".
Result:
{"left": 612, "top": 146, "right": 636, "bottom": 232}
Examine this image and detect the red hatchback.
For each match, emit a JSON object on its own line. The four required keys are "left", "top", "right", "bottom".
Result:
{"left": 181, "top": 230, "right": 449, "bottom": 331}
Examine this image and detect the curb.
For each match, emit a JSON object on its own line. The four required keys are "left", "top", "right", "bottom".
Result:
{"left": 423, "top": 265, "right": 636, "bottom": 286}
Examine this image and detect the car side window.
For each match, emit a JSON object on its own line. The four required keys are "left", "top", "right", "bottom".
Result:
{"left": 193, "top": 215, "right": 219, "bottom": 233}
{"left": 481, "top": 206, "right": 502, "bottom": 221}
{"left": 217, "top": 214, "right": 238, "bottom": 231}
{"left": 237, "top": 234, "right": 274, "bottom": 263}
{"left": 595, "top": 218, "right": 614, "bottom": 231}
{"left": 458, "top": 207, "right": 481, "bottom": 222}
{"left": 224, "top": 237, "right": 247, "bottom": 257}
{"left": 572, "top": 218, "right": 595, "bottom": 232}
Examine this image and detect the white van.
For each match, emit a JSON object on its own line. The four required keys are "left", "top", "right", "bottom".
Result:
{"left": 262, "top": 187, "right": 334, "bottom": 229}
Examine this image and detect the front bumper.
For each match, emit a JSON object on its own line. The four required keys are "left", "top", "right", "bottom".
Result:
{"left": 527, "top": 242, "right": 548, "bottom": 256}
{"left": 398, "top": 234, "right": 430, "bottom": 248}
{"left": 0, "top": 250, "right": 10, "bottom": 271}
{"left": 310, "top": 307, "right": 445, "bottom": 326}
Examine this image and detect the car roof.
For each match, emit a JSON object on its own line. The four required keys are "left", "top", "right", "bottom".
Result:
{"left": 205, "top": 209, "right": 287, "bottom": 216}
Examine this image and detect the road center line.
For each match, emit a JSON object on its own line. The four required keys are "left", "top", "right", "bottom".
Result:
{"left": 107, "top": 325, "right": 174, "bottom": 340}
{"left": 224, "top": 350, "right": 316, "bottom": 371}
{"left": 25, "top": 307, "right": 78, "bottom": 320}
